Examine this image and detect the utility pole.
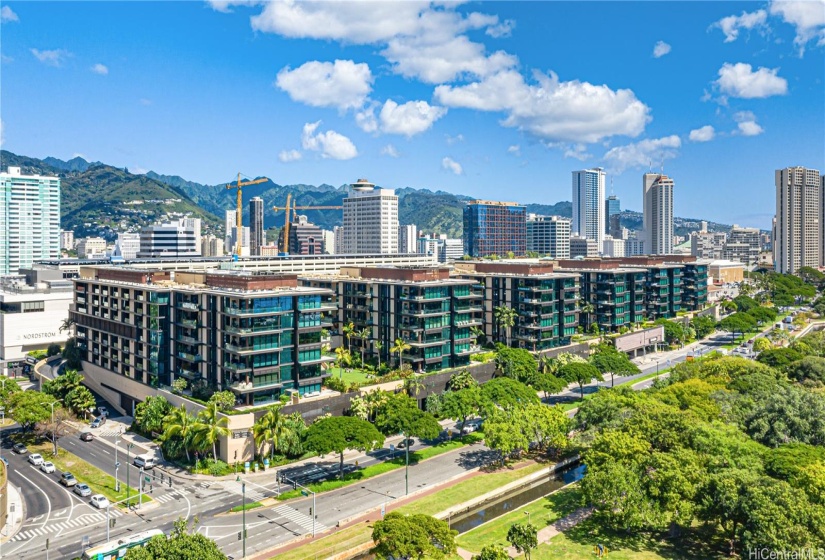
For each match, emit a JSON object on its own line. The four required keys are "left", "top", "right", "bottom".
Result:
{"left": 114, "top": 429, "right": 122, "bottom": 493}
{"left": 45, "top": 401, "right": 58, "bottom": 456}
{"left": 236, "top": 476, "right": 246, "bottom": 559}
{"left": 138, "top": 466, "right": 144, "bottom": 509}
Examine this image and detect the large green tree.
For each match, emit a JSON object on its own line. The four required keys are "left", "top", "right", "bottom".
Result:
{"left": 494, "top": 345, "right": 537, "bottom": 383}
{"left": 479, "top": 377, "right": 539, "bottom": 411}
{"left": 125, "top": 518, "right": 227, "bottom": 560}
{"left": 162, "top": 404, "right": 197, "bottom": 463}
{"left": 506, "top": 522, "right": 538, "bottom": 560}
{"left": 64, "top": 385, "right": 95, "bottom": 417}
{"left": 252, "top": 406, "right": 288, "bottom": 461}
{"left": 719, "top": 313, "right": 757, "bottom": 342}
{"left": 589, "top": 344, "right": 640, "bottom": 387}
{"left": 371, "top": 512, "right": 457, "bottom": 560}
{"left": 9, "top": 390, "right": 54, "bottom": 431}
{"left": 374, "top": 393, "right": 440, "bottom": 441}
{"left": 755, "top": 347, "right": 804, "bottom": 369}
{"left": 471, "top": 545, "right": 510, "bottom": 560}
{"left": 440, "top": 387, "right": 483, "bottom": 432}
{"left": 560, "top": 361, "right": 603, "bottom": 400}
{"left": 483, "top": 408, "right": 531, "bottom": 464}
{"left": 304, "top": 416, "right": 384, "bottom": 479}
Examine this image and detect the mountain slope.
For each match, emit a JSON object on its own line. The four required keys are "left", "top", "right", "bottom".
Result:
{"left": 1, "top": 151, "right": 221, "bottom": 240}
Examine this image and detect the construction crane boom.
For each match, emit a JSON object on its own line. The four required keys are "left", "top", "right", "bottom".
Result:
{"left": 226, "top": 173, "right": 268, "bottom": 257}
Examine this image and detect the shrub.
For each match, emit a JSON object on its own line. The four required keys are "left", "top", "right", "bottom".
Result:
{"left": 171, "top": 378, "right": 188, "bottom": 394}
{"left": 46, "top": 344, "right": 62, "bottom": 357}
{"left": 471, "top": 351, "right": 496, "bottom": 363}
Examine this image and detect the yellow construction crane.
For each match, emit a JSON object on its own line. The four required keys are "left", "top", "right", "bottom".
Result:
{"left": 271, "top": 200, "right": 343, "bottom": 254}
{"left": 226, "top": 173, "right": 269, "bottom": 257}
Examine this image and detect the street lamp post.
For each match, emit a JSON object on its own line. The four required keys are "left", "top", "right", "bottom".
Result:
{"left": 524, "top": 511, "right": 531, "bottom": 525}
{"left": 114, "top": 430, "right": 122, "bottom": 493}
{"left": 237, "top": 476, "right": 246, "bottom": 558}
{"left": 45, "top": 401, "right": 58, "bottom": 456}
{"left": 405, "top": 433, "right": 410, "bottom": 496}
{"left": 138, "top": 466, "right": 144, "bottom": 509}
{"left": 126, "top": 443, "right": 134, "bottom": 508}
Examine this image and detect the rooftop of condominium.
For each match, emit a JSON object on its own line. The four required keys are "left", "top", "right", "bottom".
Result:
{"left": 77, "top": 267, "right": 330, "bottom": 296}
{"left": 453, "top": 260, "right": 578, "bottom": 279}
{"left": 300, "top": 266, "right": 477, "bottom": 286}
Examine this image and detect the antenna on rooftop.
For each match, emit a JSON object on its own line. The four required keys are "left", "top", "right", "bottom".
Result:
{"left": 648, "top": 160, "right": 652, "bottom": 172}
{"left": 661, "top": 159, "right": 664, "bottom": 175}
{"left": 610, "top": 177, "right": 614, "bottom": 195}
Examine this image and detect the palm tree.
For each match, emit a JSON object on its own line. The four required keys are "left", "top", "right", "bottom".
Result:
{"left": 357, "top": 327, "right": 370, "bottom": 367}
{"left": 59, "top": 316, "right": 76, "bottom": 335}
{"left": 374, "top": 341, "right": 383, "bottom": 372}
{"left": 342, "top": 322, "right": 355, "bottom": 352}
{"left": 391, "top": 338, "right": 411, "bottom": 370}
{"left": 403, "top": 376, "right": 425, "bottom": 397}
{"left": 193, "top": 401, "right": 230, "bottom": 465}
{"left": 334, "top": 346, "right": 352, "bottom": 378}
{"left": 493, "top": 305, "right": 517, "bottom": 346}
{"left": 162, "top": 404, "right": 196, "bottom": 463}
{"left": 470, "top": 326, "right": 486, "bottom": 347}
{"left": 579, "top": 302, "right": 594, "bottom": 331}
{"left": 252, "top": 407, "right": 286, "bottom": 461}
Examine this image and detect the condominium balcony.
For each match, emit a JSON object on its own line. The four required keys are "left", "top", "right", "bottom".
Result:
{"left": 224, "top": 306, "right": 290, "bottom": 317}
{"left": 454, "top": 305, "right": 483, "bottom": 313}
{"left": 177, "top": 367, "right": 200, "bottom": 380}
{"left": 223, "top": 362, "right": 252, "bottom": 374}
{"left": 407, "top": 338, "right": 447, "bottom": 348}
{"left": 177, "top": 352, "right": 204, "bottom": 363}
{"left": 400, "top": 293, "right": 449, "bottom": 302}
{"left": 176, "top": 334, "right": 203, "bottom": 345}
{"left": 177, "top": 318, "right": 199, "bottom": 329}
{"left": 453, "top": 292, "right": 481, "bottom": 300}
{"left": 224, "top": 324, "right": 284, "bottom": 335}
{"left": 229, "top": 379, "right": 284, "bottom": 394}
{"left": 401, "top": 307, "right": 449, "bottom": 317}
{"left": 178, "top": 301, "right": 200, "bottom": 312}
{"left": 454, "top": 318, "right": 482, "bottom": 327}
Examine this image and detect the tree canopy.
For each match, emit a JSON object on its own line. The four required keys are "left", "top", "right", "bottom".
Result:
{"left": 371, "top": 512, "right": 457, "bottom": 560}
{"left": 304, "top": 416, "right": 384, "bottom": 479}
{"left": 374, "top": 393, "right": 440, "bottom": 441}
{"left": 560, "top": 361, "right": 603, "bottom": 400}
{"left": 9, "top": 390, "right": 55, "bottom": 431}
{"left": 589, "top": 344, "right": 640, "bottom": 387}
{"left": 479, "top": 378, "right": 539, "bottom": 410}
{"left": 494, "top": 345, "right": 537, "bottom": 384}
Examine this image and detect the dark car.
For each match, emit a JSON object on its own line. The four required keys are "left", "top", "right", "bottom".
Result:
{"left": 396, "top": 438, "right": 416, "bottom": 449}
{"left": 80, "top": 431, "right": 94, "bottom": 442}
{"left": 90, "top": 417, "right": 106, "bottom": 429}
{"left": 12, "top": 443, "right": 28, "bottom": 454}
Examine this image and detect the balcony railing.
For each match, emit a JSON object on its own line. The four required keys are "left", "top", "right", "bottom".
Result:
{"left": 177, "top": 352, "right": 204, "bottom": 363}
{"left": 178, "top": 301, "right": 200, "bottom": 311}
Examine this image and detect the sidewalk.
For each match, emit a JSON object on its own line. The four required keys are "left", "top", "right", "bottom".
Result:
{"left": 0, "top": 481, "right": 25, "bottom": 543}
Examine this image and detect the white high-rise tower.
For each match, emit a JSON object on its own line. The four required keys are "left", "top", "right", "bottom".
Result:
{"left": 342, "top": 179, "right": 399, "bottom": 254}
{"left": 642, "top": 172, "right": 674, "bottom": 255}
{"left": 571, "top": 168, "right": 606, "bottom": 245}
{"left": 0, "top": 167, "right": 61, "bottom": 275}
{"left": 774, "top": 166, "right": 821, "bottom": 274}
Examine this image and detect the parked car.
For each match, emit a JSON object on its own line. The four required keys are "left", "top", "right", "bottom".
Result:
{"left": 80, "top": 431, "right": 94, "bottom": 442}
{"left": 12, "top": 443, "right": 28, "bottom": 454}
{"left": 90, "top": 494, "right": 110, "bottom": 509}
{"left": 74, "top": 483, "right": 92, "bottom": 497}
{"left": 40, "top": 461, "right": 56, "bottom": 474}
{"left": 90, "top": 417, "right": 106, "bottom": 429}
{"left": 28, "top": 453, "right": 44, "bottom": 466}
{"left": 396, "top": 438, "right": 416, "bottom": 449}
{"left": 97, "top": 406, "right": 108, "bottom": 418}
{"left": 461, "top": 424, "right": 476, "bottom": 435}
{"left": 60, "top": 472, "right": 77, "bottom": 487}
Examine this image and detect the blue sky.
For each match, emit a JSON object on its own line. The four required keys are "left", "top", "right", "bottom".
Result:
{"left": 1, "top": 1, "right": 823, "bottom": 228}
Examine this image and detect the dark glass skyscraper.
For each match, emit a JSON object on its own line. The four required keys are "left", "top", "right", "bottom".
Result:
{"left": 463, "top": 200, "right": 526, "bottom": 258}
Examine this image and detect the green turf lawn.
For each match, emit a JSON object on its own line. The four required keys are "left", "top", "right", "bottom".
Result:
{"left": 326, "top": 367, "right": 374, "bottom": 385}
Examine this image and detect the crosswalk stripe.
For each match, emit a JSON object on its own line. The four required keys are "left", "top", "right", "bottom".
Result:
{"left": 272, "top": 505, "right": 326, "bottom": 533}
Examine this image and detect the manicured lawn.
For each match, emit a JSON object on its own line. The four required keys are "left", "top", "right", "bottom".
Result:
{"left": 326, "top": 367, "right": 374, "bottom": 385}
{"left": 396, "top": 460, "right": 550, "bottom": 517}
{"left": 536, "top": 517, "right": 727, "bottom": 560}
{"left": 273, "top": 521, "right": 375, "bottom": 560}
{"left": 24, "top": 438, "right": 148, "bottom": 508}
{"left": 277, "top": 433, "right": 484, "bottom": 500}
{"left": 456, "top": 484, "right": 582, "bottom": 553}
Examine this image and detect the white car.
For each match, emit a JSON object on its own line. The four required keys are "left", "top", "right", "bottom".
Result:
{"left": 40, "top": 461, "right": 56, "bottom": 474}
{"left": 90, "top": 494, "right": 110, "bottom": 509}
{"left": 28, "top": 453, "right": 44, "bottom": 466}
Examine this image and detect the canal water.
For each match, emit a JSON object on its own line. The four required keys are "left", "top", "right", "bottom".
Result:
{"left": 448, "top": 462, "right": 586, "bottom": 535}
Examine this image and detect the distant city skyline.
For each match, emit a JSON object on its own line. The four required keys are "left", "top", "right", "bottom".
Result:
{"left": 1, "top": 1, "right": 823, "bottom": 229}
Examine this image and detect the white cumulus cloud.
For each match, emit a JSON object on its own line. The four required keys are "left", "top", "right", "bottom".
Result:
{"left": 276, "top": 60, "right": 373, "bottom": 110}
{"left": 653, "top": 41, "right": 672, "bottom": 58}
{"left": 770, "top": 0, "right": 825, "bottom": 55}
{"left": 733, "top": 111, "right": 765, "bottom": 136}
{"left": 1, "top": 6, "right": 19, "bottom": 23}
{"left": 91, "top": 63, "right": 108, "bottom": 75}
{"left": 507, "top": 145, "right": 520, "bottom": 156}
{"left": 278, "top": 149, "right": 302, "bottom": 163}
{"left": 689, "top": 125, "right": 716, "bottom": 142}
{"left": 435, "top": 69, "right": 650, "bottom": 144}
{"left": 712, "top": 10, "right": 768, "bottom": 42}
{"left": 603, "top": 135, "right": 682, "bottom": 174}
{"left": 442, "top": 157, "right": 463, "bottom": 175}
{"left": 715, "top": 62, "right": 788, "bottom": 99}
{"left": 381, "top": 144, "right": 400, "bottom": 158}
{"left": 378, "top": 100, "right": 446, "bottom": 137}
{"left": 30, "top": 48, "right": 71, "bottom": 67}
{"left": 301, "top": 121, "right": 358, "bottom": 160}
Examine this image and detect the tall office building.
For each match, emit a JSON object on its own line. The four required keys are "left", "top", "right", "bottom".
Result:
{"left": 0, "top": 166, "right": 61, "bottom": 275}
{"left": 114, "top": 233, "right": 141, "bottom": 260}
{"left": 605, "top": 194, "right": 620, "bottom": 235}
{"left": 225, "top": 210, "right": 237, "bottom": 252}
{"left": 342, "top": 179, "right": 399, "bottom": 254}
{"left": 138, "top": 220, "right": 200, "bottom": 258}
{"left": 572, "top": 168, "right": 606, "bottom": 244}
{"left": 526, "top": 215, "right": 571, "bottom": 259}
{"left": 398, "top": 224, "right": 418, "bottom": 254}
{"left": 277, "top": 214, "right": 323, "bottom": 255}
{"left": 643, "top": 173, "right": 674, "bottom": 255}
{"left": 463, "top": 200, "right": 527, "bottom": 258}
{"left": 774, "top": 166, "right": 821, "bottom": 273}
{"left": 249, "top": 197, "right": 264, "bottom": 256}
{"left": 723, "top": 225, "right": 761, "bottom": 266}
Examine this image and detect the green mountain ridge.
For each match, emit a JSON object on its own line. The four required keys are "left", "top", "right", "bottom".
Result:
{"left": 2, "top": 152, "right": 743, "bottom": 242}
{"left": 0, "top": 151, "right": 222, "bottom": 240}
